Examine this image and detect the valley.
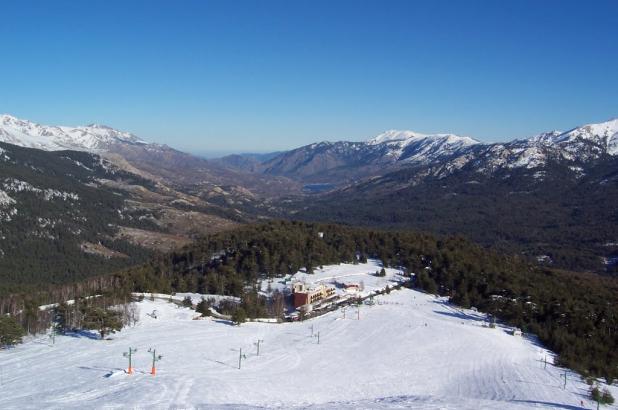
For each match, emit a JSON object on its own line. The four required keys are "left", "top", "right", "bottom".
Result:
{"left": 3, "top": 3, "right": 618, "bottom": 408}
{"left": 1, "top": 115, "right": 617, "bottom": 408}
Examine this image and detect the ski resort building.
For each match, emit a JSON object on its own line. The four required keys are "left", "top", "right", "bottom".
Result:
{"left": 292, "top": 282, "right": 335, "bottom": 308}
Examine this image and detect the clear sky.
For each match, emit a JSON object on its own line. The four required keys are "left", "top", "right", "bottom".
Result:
{"left": 1, "top": 0, "right": 617, "bottom": 154}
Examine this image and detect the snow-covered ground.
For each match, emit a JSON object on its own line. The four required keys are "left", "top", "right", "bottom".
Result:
{"left": 261, "top": 259, "right": 406, "bottom": 299}
{"left": 133, "top": 292, "right": 241, "bottom": 306}
{"left": 1, "top": 288, "right": 615, "bottom": 409}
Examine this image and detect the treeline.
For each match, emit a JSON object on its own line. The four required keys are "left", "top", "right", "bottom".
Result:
{"left": 0, "top": 274, "right": 136, "bottom": 346}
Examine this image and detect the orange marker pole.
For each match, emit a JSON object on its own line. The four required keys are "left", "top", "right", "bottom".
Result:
{"left": 148, "top": 348, "right": 162, "bottom": 376}
{"left": 124, "top": 347, "right": 137, "bottom": 375}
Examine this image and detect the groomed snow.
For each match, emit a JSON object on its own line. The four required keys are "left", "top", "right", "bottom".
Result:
{"left": 1, "top": 286, "right": 615, "bottom": 409}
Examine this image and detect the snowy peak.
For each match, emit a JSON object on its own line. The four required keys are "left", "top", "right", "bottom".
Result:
{"left": 557, "top": 118, "right": 618, "bottom": 155}
{"left": 368, "top": 130, "right": 428, "bottom": 144}
{"left": 565, "top": 118, "right": 618, "bottom": 139}
{"left": 366, "top": 129, "right": 480, "bottom": 164}
{"left": 527, "top": 119, "right": 618, "bottom": 147}
{"left": 368, "top": 129, "right": 479, "bottom": 147}
{"left": 1, "top": 114, "right": 26, "bottom": 125}
{"left": 0, "top": 114, "right": 147, "bottom": 152}
{"left": 527, "top": 130, "right": 563, "bottom": 144}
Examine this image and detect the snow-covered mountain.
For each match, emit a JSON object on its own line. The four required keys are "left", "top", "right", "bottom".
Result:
{"left": 289, "top": 118, "right": 618, "bottom": 274}
{"left": 2, "top": 113, "right": 616, "bottom": 189}
{"left": 0, "top": 114, "right": 147, "bottom": 152}
{"left": 538, "top": 118, "right": 618, "bottom": 159}
{"left": 257, "top": 130, "right": 480, "bottom": 183}
{"left": 367, "top": 129, "right": 479, "bottom": 163}
{"left": 0, "top": 114, "right": 299, "bottom": 198}
{"left": 254, "top": 119, "right": 618, "bottom": 184}
{"left": 442, "top": 118, "right": 618, "bottom": 177}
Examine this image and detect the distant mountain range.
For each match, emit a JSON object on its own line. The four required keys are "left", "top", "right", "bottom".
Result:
{"left": 0, "top": 114, "right": 298, "bottom": 199}
{"left": 1, "top": 114, "right": 617, "bottom": 275}
{"left": 273, "top": 119, "right": 618, "bottom": 274}
{"left": 0, "top": 116, "right": 260, "bottom": 291}
{"left": 0, "top": 114, "right": 148, "bottom": 151}
{"left": 200, "top": 117, "right": 618, "bottom": 274}
{"left": 4, "top": 114, "right": 616, "bottom": 190}
{"left": 216, "top": 119, "right": 618, "bottom": 186}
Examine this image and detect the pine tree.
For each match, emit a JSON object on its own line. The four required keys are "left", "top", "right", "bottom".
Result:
{"left": 182, "top": 296, "right": 193, "bottom": 308}
{"left": 0, "top": 315, "right": 25, "bottom": 346}
{"left": 53, "top": 302, "right": 69, "bottom": 334}
{"left": 231, "top": 307, "right": 247, "bottom": 325}
{"left": 81, "top": 306, "right": 123, "bottom": 339}
{"left": 196, "top": 299, "right": 211, "bottom": 317}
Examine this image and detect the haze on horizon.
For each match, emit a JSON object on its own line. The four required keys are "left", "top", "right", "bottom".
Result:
{"left": 1, "top": 0, "right": 617, "bottom": 154}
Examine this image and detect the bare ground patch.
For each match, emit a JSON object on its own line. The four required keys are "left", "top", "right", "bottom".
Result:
{"left": 80, "top": 242, "right": 129, "bottom": 259}
{"left": 115, "top": 227, "right": 192, "bottom": 253}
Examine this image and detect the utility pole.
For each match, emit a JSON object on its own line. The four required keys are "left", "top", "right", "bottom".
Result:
{"left": 255, "top": 339, "right": 264, "bottom": 356}
{"left": 123, "top": 347, "right": 138, "bottom": 374}
{"left": 314, "top": 331, "right": 320, "bottom": 344}
{"left": 147, "top": 348, "right": 163, "bottom": 376}
{"left": 238, "top": 348, "right": 247, "bottom": 369}
{"left": 563, "top": 371, "right": 567, "bottom": 389}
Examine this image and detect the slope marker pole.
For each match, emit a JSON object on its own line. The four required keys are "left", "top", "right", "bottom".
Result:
{"left": 123, "top": 347, "right": 138, "bottom": 374}
{"left": 148, "top": 348, "right": 163, "bottom": 376}
{"left": 238, "top": 348, "right": 247, "bottom": 369}
{"left": 255, "top": 339, "right": 264, "bottom": 356}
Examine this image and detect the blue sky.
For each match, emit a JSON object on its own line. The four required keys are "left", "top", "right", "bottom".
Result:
{"left": 1, "top": 0, "right": 617, "bottom": 154}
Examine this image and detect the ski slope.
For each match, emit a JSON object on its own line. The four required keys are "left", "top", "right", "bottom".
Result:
{"left": 1, "top": 288, "right": 615, "bottom": 409}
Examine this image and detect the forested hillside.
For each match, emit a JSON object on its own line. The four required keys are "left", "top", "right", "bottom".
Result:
{"left": 3, "top": 220, "right": 617, "bottom": 380}
{"left": 0, "top": 142, "right": 157, "bottom": 294}
{"left": 111, "top": 221, "right": 618, "bottom": 381}
{"left": 290, "top": 156, "right": 618, "bottom": 274}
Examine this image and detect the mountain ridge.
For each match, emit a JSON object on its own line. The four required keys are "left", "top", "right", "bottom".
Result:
{"left": 2, "top": 114, "right": 617, "bottom": 274}
{"left": 214, "top": 118, "right": 618, "bottom": 185}
{"left": 3, "top": 114, "right": 616, "bottom": 187}
{"left": 0, "top": 114, "right": 300, "bottom": 199}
